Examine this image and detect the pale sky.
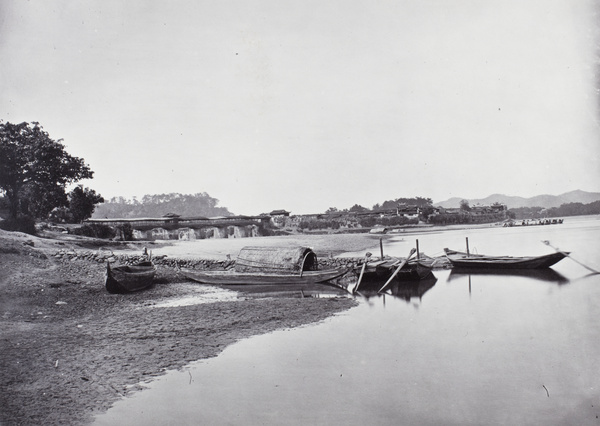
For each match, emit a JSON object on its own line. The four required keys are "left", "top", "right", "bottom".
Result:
{"left": 1, "top": 0, "right": 599, "bottom": 215}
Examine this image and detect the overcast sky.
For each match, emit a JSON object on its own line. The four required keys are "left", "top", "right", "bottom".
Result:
{"left": 1, "top": 0, "right": 599, "bottom": 215}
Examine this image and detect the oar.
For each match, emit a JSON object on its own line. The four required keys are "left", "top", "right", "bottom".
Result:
{"left": 541, "top": 240, "right": 600, "bottom": 274}
{"left": 352, "top": 263, "right": 366, "bottom": 295}
{"left": 354, "top": 253, "right": 372, "bottom": 294}
{"left": 378, "top": 248, "right": 417, "bottom": 293}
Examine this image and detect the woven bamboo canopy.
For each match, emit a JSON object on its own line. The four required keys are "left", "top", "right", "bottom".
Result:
{"left": 234, "top": 246, "right": 318, "bottom": 273}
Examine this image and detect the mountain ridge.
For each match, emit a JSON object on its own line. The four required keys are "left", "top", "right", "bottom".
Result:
{"left": 434, "top": 190, "right": 600, "bottom": 209}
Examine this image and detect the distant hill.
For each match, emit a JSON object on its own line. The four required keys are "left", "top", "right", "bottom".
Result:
{"left": 434, "top": 190, "right": 600, "bottom": 209}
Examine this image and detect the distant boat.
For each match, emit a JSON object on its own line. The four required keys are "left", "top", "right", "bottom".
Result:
{"left": 503, "top": 218, "right": 564, "bottom": 227}
{"left": 105, "top": 261, "right": 156, "bottom": 293}
{"left": 180, "top": 246, "right": 349, "bottom": 286}
{"left": 443, "top": 248, "right": 569, "bottom": 269}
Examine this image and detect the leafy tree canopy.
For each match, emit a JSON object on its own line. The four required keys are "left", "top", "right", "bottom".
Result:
{"left": 371, "top": 197, "right": 433, "bottom": 211}
{"left": 93, "top": 192, "right": 233, "bottom": 218}
{"left": 69, "top": 185, "right": 105, "bottom": 223}
{"left": 349, "top": 204, "right": 369, "bottom": 213}
{"left": 0, "top": 121, "right": 93, "bottom": 221}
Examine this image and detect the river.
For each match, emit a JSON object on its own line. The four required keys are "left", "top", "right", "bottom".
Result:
{"left": 94, "top": 216, "right": 600, "bottom": 425}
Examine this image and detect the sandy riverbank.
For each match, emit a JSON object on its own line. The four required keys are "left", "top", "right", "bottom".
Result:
{"left": 0, "top": 230, "right": 384, "bottom": 425}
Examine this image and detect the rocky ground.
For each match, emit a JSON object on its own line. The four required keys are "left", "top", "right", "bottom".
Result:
{"left": 0, "top": 230, "right": 363, "bottom": 426}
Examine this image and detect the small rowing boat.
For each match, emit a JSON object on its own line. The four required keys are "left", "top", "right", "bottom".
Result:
{"left": 443, "top": 248, "right": 569, "bottom": 270}
{"left": 355, "top": 258, "right": 434, "bottom": 282}
{"left": 105, "top": 261, "right": 156, "bottom": 293}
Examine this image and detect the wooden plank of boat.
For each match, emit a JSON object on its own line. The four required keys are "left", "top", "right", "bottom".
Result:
{"left": 355, "top": 258, "right": 433, "bottom": 282}
{"left": 179, "top": 267, "right": 350, "bottom": 286}
{"left": 105, "top": 261, "right": 156, "bottom": 293}
{"left": 443, "top": 248, "right": 568, "bottom": 269}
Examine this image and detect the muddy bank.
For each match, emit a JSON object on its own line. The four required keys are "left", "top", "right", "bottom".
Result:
{"left": 0, "top": 231, "right": 358, "bottom": 425}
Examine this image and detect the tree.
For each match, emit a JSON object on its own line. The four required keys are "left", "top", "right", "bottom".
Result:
{"left": 68, "top": 185, "right": 104, "bottom": 223}
{"left": 374, "top": 197, "right": 434, "bottom": 211}
{"left": 0, "top": 121, "right": 93, "bottom": 224}
{"left": 459, "top": 199, "right": 471, "bottom": 212}
{"left": 93, "top": 193, "right": 233, "bottom": 219}
{"left": 349, "top": 204, "right": 368, "bottom": 213}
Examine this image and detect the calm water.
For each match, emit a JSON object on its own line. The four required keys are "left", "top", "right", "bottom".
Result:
{"left": 94, "top": 216, "right": 600, "bottom": 426}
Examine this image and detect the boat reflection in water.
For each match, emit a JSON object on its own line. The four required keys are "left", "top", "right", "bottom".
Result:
{"left": 447, "top": 267, "right": 570, "bottom": 286}
{"left": 215, "top": 282, "right": 351, "bottom": 299}
{"left": 356, "top": 276, "right": 438, "bottom": 304}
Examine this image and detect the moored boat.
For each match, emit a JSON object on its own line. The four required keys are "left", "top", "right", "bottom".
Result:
{"left": 105, "top": 261, "right": 157, "bottom": 293}
{"left": 444, "top": 248, "right": 569, "bottom": 270}
{"left": 180, "top": 267, "right": 349, "bottom": 285}
{"left": 355, "top": 258, "right": 434, "bottom": 282}
{"left": 328, "top": 260, "right": 437, "bottom": 296}
{"left": 180, "top": 246, "right": 350, "bottom": 286}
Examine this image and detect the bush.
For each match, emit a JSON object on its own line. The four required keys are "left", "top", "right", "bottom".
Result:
{"left": 358, "top": 217, "right": 377, "bottom": 227}
{"left": 47, "top": 206, "right": 74, "bottom": 224}
{"left": 379, "top": 216, "right": 417, "bottom": 226}
{"left": 297, "top": 219, "right": 342, "bottom": 231}
{"left": 257, "top": 225, "right": 276, "bottom": 236}
{"left": 71, "top": 224, "right": 116, "bottom": 239}
{"left": 116, "top": 223, "right": 134, "bottom": 241}
{"left": 0, "top": 215, "right": 37, "bottom": 235}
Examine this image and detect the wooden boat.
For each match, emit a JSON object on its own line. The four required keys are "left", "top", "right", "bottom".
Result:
{"left": 105, "top": 261, "right": 156, "bottom": 293}
{"left": 329, "top": 266, "right": 437, "bottom": 296}
{"left": 180, "top": 246, "right": 349, "bottom": 286}
{"left": 180, "top": 267, "right": 350, "bottom": 285}
{"left": 355, "top": 254, "right": 436, "bottom": 283}
{"left": 443, "top": 248, "right": 569, "bottom": 270}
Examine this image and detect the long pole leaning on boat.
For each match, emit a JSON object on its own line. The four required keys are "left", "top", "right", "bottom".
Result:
{"left": 378, "top": 248, "right": 417, "bottom": 293}
{"left": 541, "top": 240, "right": 600, "bottom": 274}
{"left": 354, "top": 252, "right": 372, "bottom": 294}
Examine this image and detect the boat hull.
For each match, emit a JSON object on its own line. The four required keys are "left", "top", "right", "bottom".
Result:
{"left": 105, "top": 262, "right": 156, "bottom": 293}
{"left": 444, "top": 249, "right": 568, "bottom": 270}
{"left": 180, "top": 267, "right": 350, "bottom": 286}
{"left": 357, "top": 259, "right": 434, "bottom": 282}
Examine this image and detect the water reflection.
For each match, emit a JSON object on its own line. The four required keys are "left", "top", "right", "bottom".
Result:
{"left": 355, "top": 275, "right": 438, "bottom": 303}
{"left": 447, "top": 268, "right": 569, "bottom": 285}
{"left": 217, "top": 283, "right": 351, "bottom": 299}
{"left": 215, "top": 274, "right": 441, "bottom": 304}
